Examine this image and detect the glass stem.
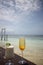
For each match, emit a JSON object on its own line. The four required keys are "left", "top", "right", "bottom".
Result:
{"left": 21, "top": 50, "right": 23, "bottom": 61}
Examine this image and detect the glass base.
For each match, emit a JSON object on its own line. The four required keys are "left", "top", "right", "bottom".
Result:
{"left": 18, "top": 60, "right": 27, "bottom": 64}
{"left": 5, "top": 60, "right": 14, "bottom": 65}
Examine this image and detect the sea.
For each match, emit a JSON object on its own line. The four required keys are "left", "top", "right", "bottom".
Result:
{"left": 0, "top": 35, "right": 43, "bottom": 65}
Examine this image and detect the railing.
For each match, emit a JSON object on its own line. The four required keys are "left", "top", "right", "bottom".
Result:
{"left": 0, "top": 28, "right": 8, "bottom": 41}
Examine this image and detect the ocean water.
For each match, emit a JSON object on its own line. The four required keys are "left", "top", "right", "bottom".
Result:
{"left": 0, "top": 35, "right": 43, "bottom": 65}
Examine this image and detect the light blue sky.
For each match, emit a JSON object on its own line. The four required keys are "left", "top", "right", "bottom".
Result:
{"left": 0, "top": 0, "right": 43, "bottom": 35}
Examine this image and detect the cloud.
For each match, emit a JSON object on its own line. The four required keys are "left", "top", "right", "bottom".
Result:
{"left": 0, "top": 0, "right": 42, "bottom": 22}
{"left": 15, "top": 0, "right": 41, "bottom": 12}
{"left": 0, "top": 8, "right": 21, "bottom": 22}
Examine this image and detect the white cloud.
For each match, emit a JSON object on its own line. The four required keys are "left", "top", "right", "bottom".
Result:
{"left": 0, "top": 8, "right": 21, "bottom": 22}
{"left": 0, "top": 0, "right": 42, "bottom": 22}
{"left": 15, "top": 0, "right": 41, "bottom": 12}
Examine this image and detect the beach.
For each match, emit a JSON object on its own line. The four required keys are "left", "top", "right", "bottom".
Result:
{"left": 0, "top": 36, "right": 43, "bottom": 65}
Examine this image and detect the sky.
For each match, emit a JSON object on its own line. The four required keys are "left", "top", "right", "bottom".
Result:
{"left": 0, "top": 0, "right": 43, "bottom": 35}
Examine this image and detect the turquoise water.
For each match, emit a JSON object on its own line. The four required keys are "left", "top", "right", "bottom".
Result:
{"left": 0, "top": 35, "right": 43, "bottom": 50}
